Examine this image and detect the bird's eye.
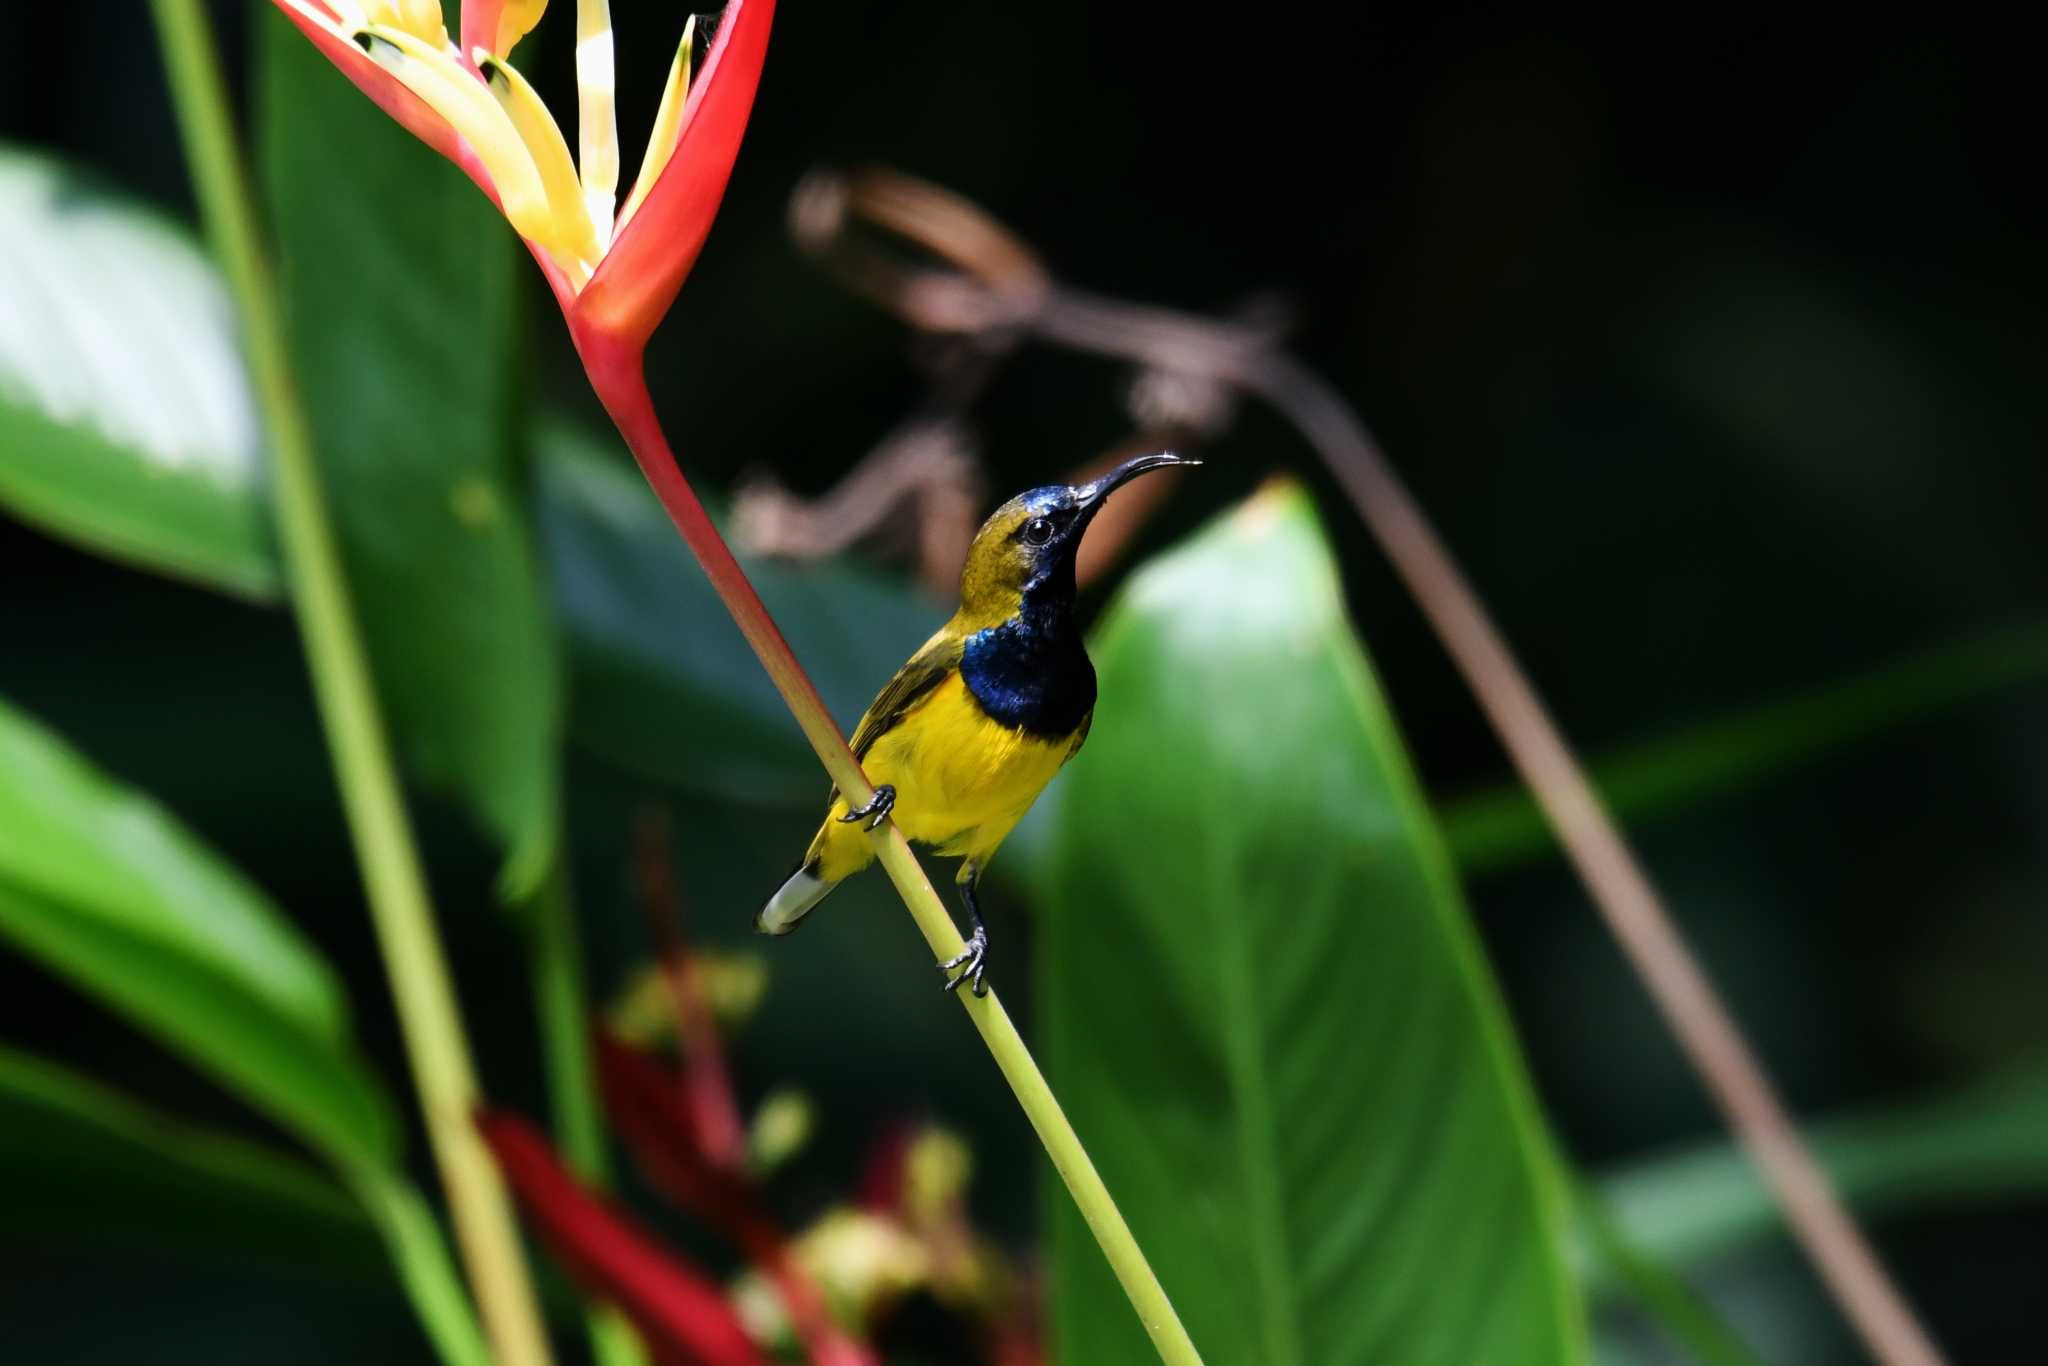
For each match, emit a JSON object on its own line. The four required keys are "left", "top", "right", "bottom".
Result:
{"left": 1022, "top": 517, "right": 1054, "bottom": 547}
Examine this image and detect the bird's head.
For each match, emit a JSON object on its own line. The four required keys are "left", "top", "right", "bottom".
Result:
{"left": 955, "top": 451, "right": 1199, "bottom": 624}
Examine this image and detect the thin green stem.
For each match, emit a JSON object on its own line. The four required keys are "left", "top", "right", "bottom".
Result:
{"left": 526, "top": 855, "right": 648, "bottom": 1366}
{"left": 868, "top": 837, "right": 1200, "bottom": 1362}
{"left": 528, "top": 857, "right": 606, "bottom": 1192}
{"left": 577, "top": 334, "right": 1202, "bottom": 1366}
{"left": 151, "top": 6, "right": 555, "bottom": 1364}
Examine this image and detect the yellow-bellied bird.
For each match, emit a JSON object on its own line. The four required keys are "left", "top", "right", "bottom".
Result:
{"left": 756, "top": 452, "right": 1198, "bottom": 994}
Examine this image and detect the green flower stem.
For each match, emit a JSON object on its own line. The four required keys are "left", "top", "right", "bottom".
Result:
{"left": 150, "top": 6, "right": 556, "bottom": 1364}
{"left": 578, "top": 335, "right": 1203, "bottom": 1366}
{"left": 526, "top": 855, "right": 647, "bottom": 1366}
{"left": 867, "top": 835, "right": 1204, "bottom": 1364}
{"left": 529, "top": 858, "right": 605, "bottom": 1179}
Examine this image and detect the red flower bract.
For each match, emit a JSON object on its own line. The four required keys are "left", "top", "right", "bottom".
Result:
{"left": 477, "top": 1110, "right": 765, "bottom": 1366}
{"left": 572, "top": 0, "right": 773, "bottom": 346}
{"left": 271, "top": 0, "right": 775, "bottom": 351}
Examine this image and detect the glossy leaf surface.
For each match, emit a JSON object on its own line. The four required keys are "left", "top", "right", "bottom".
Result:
{"left": 1039, "top": 483, "right": 1585, "bottom": 1364}
{"left": 0, "top": 146, "right": 275, "bottom": 597}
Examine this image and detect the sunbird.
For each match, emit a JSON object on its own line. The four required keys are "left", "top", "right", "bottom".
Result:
{"left": 756, "top": 452, "right": 1198, "bottom": 994}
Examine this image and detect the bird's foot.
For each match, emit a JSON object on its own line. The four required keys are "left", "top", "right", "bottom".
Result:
{"left": 839, "top": 784, "right": 896, "bottom": 831}
{"left": 939, "top": 926, "right": 989, "bottom": 997}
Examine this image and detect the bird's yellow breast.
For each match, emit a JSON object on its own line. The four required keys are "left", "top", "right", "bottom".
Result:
{"left": 814, "top": 672, "right": 1080, "bottom": 880}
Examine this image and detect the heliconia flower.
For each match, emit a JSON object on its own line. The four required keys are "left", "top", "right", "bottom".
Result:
{"left": 478, "top": 1110, "right": 766, "bottom": 1366}
{"left": 596, "top": 1032, "right": 880, "bottom": 1366}
{"left": 271, "top": 0, "right": 774, "bottom": 348}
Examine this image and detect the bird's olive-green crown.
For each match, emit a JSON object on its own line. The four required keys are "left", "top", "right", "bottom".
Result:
{"left": 951, "top": 453, "right": 1198, "bottom": 629}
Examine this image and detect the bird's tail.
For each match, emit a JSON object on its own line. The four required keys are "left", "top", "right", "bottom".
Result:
{"left": 756, "top": 856, "right": 835, "bottom": 935}
{"left": 758, "top": 808, "right": 877, "bottom": 935}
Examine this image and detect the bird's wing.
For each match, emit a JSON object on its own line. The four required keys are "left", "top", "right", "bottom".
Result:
{"left": 834, "top": 628, "right": 964, "bottom": 795}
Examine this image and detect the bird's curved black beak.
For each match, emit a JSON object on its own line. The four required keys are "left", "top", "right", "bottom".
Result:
{"left": 1075, "top": 450, "right": 1200, "bottom": 511}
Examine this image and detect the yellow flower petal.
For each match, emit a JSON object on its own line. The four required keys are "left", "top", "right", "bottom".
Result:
{"left": 355, "top": 25, "right": 578, "bottom": 259}
{"left": 575, "top": 0, "right": 621, "bottom": 252}
{"left": 493, "top": 0, "right": 549, "bottom": 57}
{"left": 361, "top": 0, "right": 449, "bottom": 44}
{"left": 474, "top": 50, "right": 603, "bottom": 269}
{"left": 616, "top": 15, "right": 694, "bottom": 235}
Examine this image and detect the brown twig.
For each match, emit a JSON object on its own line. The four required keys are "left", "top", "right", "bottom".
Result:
{"left": 771, "top": 174, "right": 1243, "bottom": 590}
{"left": 734, "top": 415, "right": 982, "bottom": 593}
{"left": 737, "top": 175, "right": 1042, "bottom": 592}
{"left": 733, "top": 417, "right": 1190, "bottom": 593}
{"left": 794, "top": 166, "right": 1947, "bottom": 1366}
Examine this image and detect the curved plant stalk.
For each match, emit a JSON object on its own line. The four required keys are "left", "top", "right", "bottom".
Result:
{"left": 573, "top": 328, "right": 1202, "bottom": 1366}
{"left": 150, "top": 5, "right": 555, "bottom": 1363}
{"left": 794, "top": 168, "right": 1946, "bottom": 1366}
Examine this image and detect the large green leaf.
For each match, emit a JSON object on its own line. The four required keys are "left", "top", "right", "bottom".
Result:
{"left": 0, "top": 146, "right": 276, "bottom": 597}
{"left": 537, "top": 419, "right": 943, "bottom": 805}
{"left": 0, "top": 692, "right": 341, "bottom": 1037}
{"left": 0, "top": 694, "right": 387, "bottom": 1154}
{"left": 0, "top": 696, "right": 485, "bottom": 1365}
{"left": 256, "top": 20, "right": 560, "bottom": 887}
{"left": 1039, "top": 483, "right": 1586, "bottom": 1364}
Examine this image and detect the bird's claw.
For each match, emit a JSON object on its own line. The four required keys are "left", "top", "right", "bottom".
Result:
{"left": 940, "top": 927, "right": 989, "bottom": 997}
{"left": 840, "top": 784, "right": 896, "bottom": 831}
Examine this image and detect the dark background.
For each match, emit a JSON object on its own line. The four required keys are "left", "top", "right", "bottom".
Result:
{"left": 3, "top": 1, "right": 2044, "bottom": 1360}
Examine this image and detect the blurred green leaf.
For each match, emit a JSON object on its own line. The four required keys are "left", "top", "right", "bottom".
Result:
{"left": 0, "top": 145, "right": 276, "bottom": 597}
{"left": 0, "top": 695, "right": 487, "bottom": 1364}
{"left": 256, "top": 23, "right": 560, "bottom": 889}
{"left": 0, "top": 693, "right": 390, "bottom": 1159}
{"left": 1441, "top": 622, "right": 2048, "bottom": 877}
{"left": 1573, "top": 1180, "right": 1762, "bottom": 1366}
{"left": 1589, "top": 1067, "right": 2048, "bottom": 1296}
{"left": 536, "top": 418, "right": 941, "bottom": 806}
{"left": 1039, "top": 483, "right": 1586, "bottom": 1364}
{"left": 0, "top": 1043, "right": 380, "bottom": 1271}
